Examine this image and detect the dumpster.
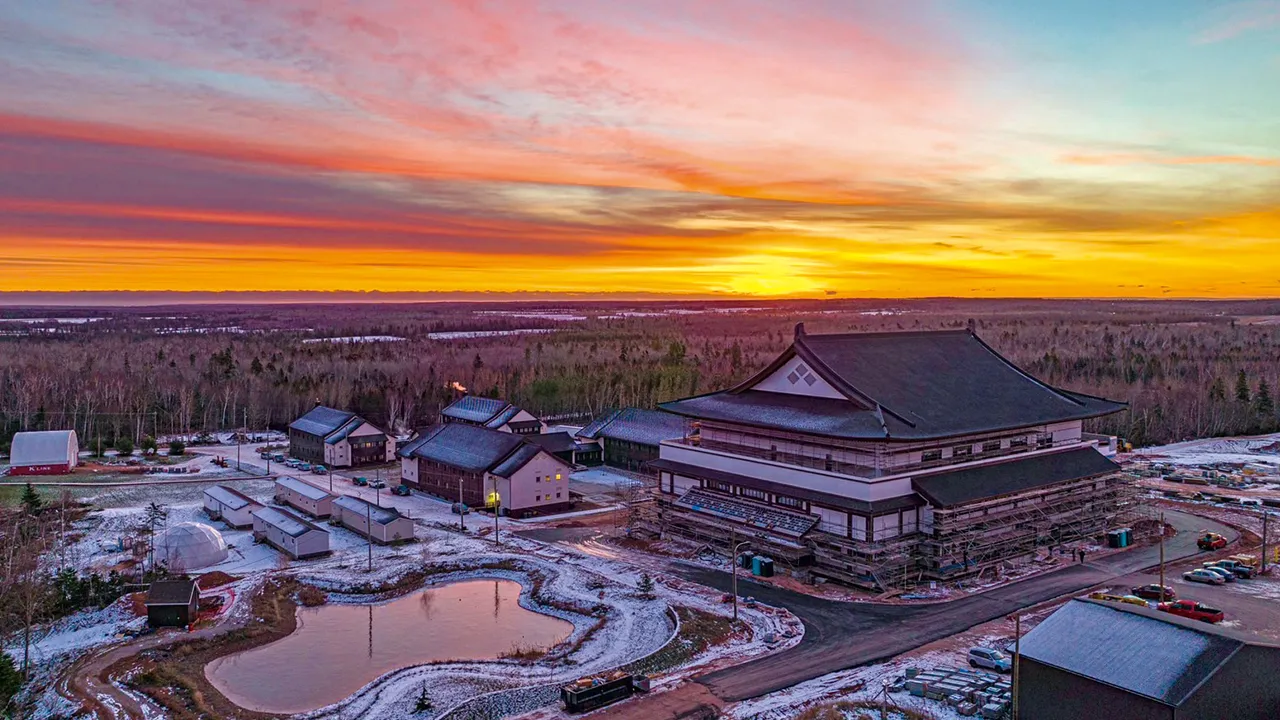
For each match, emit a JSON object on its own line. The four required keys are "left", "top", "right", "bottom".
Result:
{"left": 562, "top": 674, "right": 643, "bottom": 713}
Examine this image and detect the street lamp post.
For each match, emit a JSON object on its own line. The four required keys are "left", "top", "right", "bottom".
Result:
{"left": 731, "top": 533, "right": 751, "bottom": 622}
{"left": 493, "top": 490, "right": 500, "bottom": 545}
{"left": 458, "top": 478, "right": 465, "bottom": 532}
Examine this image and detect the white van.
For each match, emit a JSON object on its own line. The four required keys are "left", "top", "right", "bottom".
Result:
{"left": 1238, "top": 497, "right": 1263, "bottom": 507}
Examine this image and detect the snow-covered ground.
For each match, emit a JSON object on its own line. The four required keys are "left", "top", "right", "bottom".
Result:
{"left": 302, "top": 336, "right": 406, "bottom": 343}
{"left": 1132, "top": 432, "right": 1280, "bottom": 470}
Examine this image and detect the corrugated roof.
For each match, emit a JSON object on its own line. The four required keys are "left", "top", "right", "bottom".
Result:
{"left": 253, "top": 506, "right": 326, "bottom": 538}
{"left": 911, "top": 447, "right": 1120, "bottom": 507}
{"left": 491, "top": 443, "right": 546, "bottom": 478}
{"left": 1020, "top": 600, "right": 1244, "bottom": 706}
{"left": 204, "top": 485, "right": 261, "bottom": 511}
{"left": 441, "top": 395, "right": 510, "bottom": 424}
{"left": 10, "top": 430, "right": 77, "bottom": 466}
{"left": 274, "top": 476, "right": 334, "bottom": 501}
{"left": 402, "top": 423, "right": 527, "bottom": 473}
{"left": 333, "top": 495, "right": 403, "bottom": 525}
{"left": 662, "top": 328, "right": 1125, "bottom": 440}
{"left": 289, "top": 405, "right": 356, "bottom": 438}
{"left": 146, "top": 578, "right": 197, "bottom": 606}
{"left": 577, "top": 408, "right": 686, "bottom": 446}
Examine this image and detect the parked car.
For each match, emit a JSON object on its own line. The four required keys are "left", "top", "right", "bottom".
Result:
{"left": 271, "top": 453, "right": 286, "bottom": 463}
{"left": 1206, "top": 559, "right": 1255, "bottom": 579}
{"left": 284, "top": 459, "right": 301, "bottom": 468}
{"left": 391, "top": 485, "right": 411, "bottom": 496}
{"left": 1183, "top": 569, "right": 1226, "bottom": 585}
{"left": 298, "top": 463, "right": 312, "bottom": 472}
{"left": 968, "top": 647, "right": 1012, "bottom": 672}
{"left": 1131, "top": 584, "right": 1177, "bottom": 601}
{"left": 352, "top": 477, "right": 369, "bottom": 487}
{"left": 312, "top": 464, "right": 328, "bottom": 475}
{"left": 1089, "top": 592, "right": 1150, "bottom": 607}
{"left": 1197, "top": 532, "right": 1228, "bottom": 551}
{"left": 1158, "top": 600, "right": 1224, "bottom": 624}
{"left": 369, "top": 479, "right": 387, "bottom": 489}
{"left": 451, "top": 502, "right": 470, "bottom": 515}
{"left": 1200, "top": 566, "right": 1236, "bottom": 583}
{"left": 1238, "top": 498, "right": 1263, "bottom": 507}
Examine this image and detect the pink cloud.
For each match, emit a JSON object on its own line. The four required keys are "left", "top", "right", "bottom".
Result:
{"left": 1194, "top": 1, "right": 1280, "bottom": 43}
{"left": 1061, "top": 152, "right": 1280, "bottom": 167}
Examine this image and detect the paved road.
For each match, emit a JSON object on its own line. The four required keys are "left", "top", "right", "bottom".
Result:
{"left": 679, "top": 510, "right": 1237, "bottom": 702}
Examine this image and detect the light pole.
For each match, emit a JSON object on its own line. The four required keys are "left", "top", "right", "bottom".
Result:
{"left": 493, "top": 489, "right": 500, "bottom": 545}
{"left": 1158, "top": 511, "right": 1166, "bottom": 602}
{"left": 458, "top": 478, "right": 465, "bottom": 532}
{"left": 731, "top": 534, "right": 751, "bottom": 622}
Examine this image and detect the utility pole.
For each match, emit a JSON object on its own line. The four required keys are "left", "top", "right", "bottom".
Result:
{"left": 731, "top": 528, "right": 751, "bottom": 622}
{"left": 458, "top": 478, "right": 465, "bottom": 532}
{"left": 367, "top": 502, "right": 373, "bottom": 572}
{"left": 1263, "top": 509, "right": 1270, "bottom": 575}
{"left": 1013, "top": 614, "right": 1021, "bottom": 720}
{"left": 493, "top": 489, "right": 500, "bottom": 545}
{"left": 1159, "top": 511, "right": 1166, "bottom": 601}
{"left": 329, "top": 467, "right": 333, "bottom": 493}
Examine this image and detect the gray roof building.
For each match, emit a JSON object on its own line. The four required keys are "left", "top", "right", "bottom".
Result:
{"left": 660, "top": 326, "right": 1125, "bottom": 441}
{"left": 333, "top": 495, "right": 404, "bottom": 525}
{"left": 577, "top": 408, "right": 688, "bottom": 447}
{"left": 440, "top": 396, "right": 539, "bottom": 431}
{"left": 399, "top": 423, "right": 550, "bottom": 478}
{"left": 1018, "top": 599, "right": 1280, "bottom": 720}
{"left": 912, "top": 447, "right": 1120, "bottom": 507}
{"left": 253, "top": 506, "right": 326, "bottom": 538}
{"left": 289, "top": 406, "right": 373, "bottom": 445}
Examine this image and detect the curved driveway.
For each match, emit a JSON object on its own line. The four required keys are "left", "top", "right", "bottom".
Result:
{"left": 679, "top": 509, "right": 1237, "bottom": 702}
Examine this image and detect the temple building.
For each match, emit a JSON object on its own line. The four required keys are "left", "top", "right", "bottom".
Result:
{"left": 651, "top": 324, "right": 1130, "bottom": 590}
{"left": 440, "top": 395, "right": 544, "bottom": 435}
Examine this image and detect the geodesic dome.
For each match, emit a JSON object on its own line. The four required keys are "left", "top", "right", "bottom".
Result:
{"left": 155, "top": 521, "right": 228, "bottom": 571}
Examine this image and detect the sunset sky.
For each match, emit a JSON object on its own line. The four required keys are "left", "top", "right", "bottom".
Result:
{"left": 2, "top": 0, "right": 1278, "bottom": 298}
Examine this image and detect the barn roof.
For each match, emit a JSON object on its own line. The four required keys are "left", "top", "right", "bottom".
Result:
{"left": 325, "top": 416, "right": 368, "bottom": 445}
{"left": 253, "top": 506, "right": 326, "bottom": 538}
{"left": 577, "top": 408, "right": 687, "bottom": 446}
{"left": 274, "top": 476, "right": 334, "bottom": 501}
{"left": 10, "top": 430, "right": 77, "bottom": 466}
{"left": 290, "top": 405, "right": 357, "bottom": 438}
{"left": 1020, "top": 600, "right": 1251, "bottom": 706}
{"left": 491, "top": 444, "right": 549, "bottom": 478}
{"left": 526, "top": 432, "right": 577, "bottom": 454}
{"left": 333, "top": 495, "right": 404, "bottom": 525}
{"left": 911, "top": 447, "right": 1120, "bottom": 507}
{"left": 485, "top": 405, "right": 523, "bottom": 429}
{"left": 660, "top": 326, "right": 1125, "bottom": 441}
{"left": 203, "top": 485, "right": 262, "bottom": 511}
{"left": 145, "top": 578, "right": 198, "bottom": 606}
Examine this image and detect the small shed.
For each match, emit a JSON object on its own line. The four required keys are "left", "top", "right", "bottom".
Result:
{"left": 202, "top": 485, "right": 264, "bottom": 529}
{"left": 145, "top": 578, "right": 199, "bottom": 627}
{"left": 332, "top": 495, "right": 414, "bottom": 544}
{"left": 9, "top": 430, "right": 79, "bottom": 475}
{"left": 274, "top": 476, "right": 335, "bottom": 518}
{"left": 252, "top": 506, "right": 330, "bottom": 559}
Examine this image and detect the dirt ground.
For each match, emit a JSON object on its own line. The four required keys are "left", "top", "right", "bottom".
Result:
{"left": 586, "top": 681, "right": 723, "bottom": 720}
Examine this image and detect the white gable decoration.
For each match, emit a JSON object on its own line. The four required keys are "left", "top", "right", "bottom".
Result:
{"left": 751, "top": 357, "right": 844, "bottom": 399}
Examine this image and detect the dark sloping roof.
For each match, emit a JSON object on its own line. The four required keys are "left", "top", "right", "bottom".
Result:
{"left": 491, "top": 443, "right": 550, "bottom": 478}
{"left": 401, "top": 423, "right": 527, "bottom": 473}
{"left": 650, "top": 458, "right": 923, "bottom": 515}
{"left": 1020, "top": 600, "right": 1245, "bottom": 706}
{"left": 661, "top": 391, "right": 893, "bottom": 440}
{"left": 326, "top": 415, "right": 369, "bottom": 445}
{"left": 333, "top": 495, "right": 404, "bottom": 525}
{"left": 441, "top": 396, "right": 510, "bottom": 424}
{"left": 577, "top": 408, "right": 687, "bottom": 446}
{"left": 527, "top": 432, "right": 577, "bottom": 454}
{"left": 290, "top": 405, "right": 357, "bottom": 438}
{"left": 911, "top": 447, "right": 1120, "bottom": 507}
{"left": 663, "top": 328, "right": 1125, "bottom": 440}
{"left": 146, "top": 579, "right": 198, "bottom": 606}
{"left": 485, "top": 405, "right": 523, "bottom": 429}
{"left": 275, "top": 476, "right": 334, "bottom": 502}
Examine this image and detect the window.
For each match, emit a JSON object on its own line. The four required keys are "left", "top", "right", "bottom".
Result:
{"left": 556, "top": 492, "right": 562, "bottom": 499}
{"left": 824, "top": 454, "right": 833, "bottom": 472}
{"left": 1010, "top": 437, "right": 1028, "bottom": 449}
{"left": 1036, "top": 433, "right": 1053, "bottom": 448}
{"left": 982, "top": 440, "right": 1001, "bottom": 453}
{"left": 921, "top": 449, "right": 943, "bottom": 462}
{"left": 776, "top": 495, "right": 805, "bottom": 510}
{"left": 535, "top": 475, "right": 541, "bottom": 483}
{"left": 707, "top": 480, "right": 733, "bottom": 494}
{"left": 555, "top": 473, "right": 562, "bottom": 481}
{"left": 740, "top": 487, "right": 767, "bottom": 501}
{"left": 534, "top": 494, "right": 540, "bottom": 501}
{"left": 952, "top": 445, "right": 972, "bottom": 458}
{"left": 769, "top": 445, "right": 778, "bottom": 462}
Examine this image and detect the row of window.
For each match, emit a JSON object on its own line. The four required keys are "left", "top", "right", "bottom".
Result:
{"left": 703, "top": 478, "right": 808, "bottom": 511}
{"left": 534, "top": 473, "right": 563, "bottom": 483}
{"left": 534, "top": 492, "right": 564, "bottom": 501}
{"left": 921, "top": 434, "right": 1049, "bottom": 463}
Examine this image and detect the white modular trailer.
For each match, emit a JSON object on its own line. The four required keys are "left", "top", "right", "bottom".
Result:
{"left": 252, "top": 506, "right": 330, "bottom": 559}
{"left": 332, "top": 495, "right": 414, "bottom": 544}
{"left": 273, "top": 476, "right": 336, "bottom": 518}
{"left": 202, "top": 485, "right": 264, "bottom": 528}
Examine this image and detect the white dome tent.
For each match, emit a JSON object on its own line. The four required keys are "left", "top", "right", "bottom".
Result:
{"left": 155, "top": 522, "right": 229, "bottom": 571}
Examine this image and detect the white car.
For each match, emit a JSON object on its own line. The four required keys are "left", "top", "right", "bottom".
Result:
{"left": 968, "top": 647, "right": 1012, "bottom": 672}
{"left": 1183, "top": 569, "right": 1225, "bottom": 585}
{"left": 1200, "top": 566, "right": 1236, "bottom": 583}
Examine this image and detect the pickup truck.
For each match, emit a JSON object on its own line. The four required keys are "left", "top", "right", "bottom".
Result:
{"left": 1197, "top": 533, "right": 1228, "bottom": 551}
{"left": 1158, "top": 600, "right": 1224, "bottom": 624}
{"left": 1205, "top": 559, "right": 1255, "bottom": 579}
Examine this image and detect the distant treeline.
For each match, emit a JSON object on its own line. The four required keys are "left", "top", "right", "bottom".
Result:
{"left": 1, "top": 299, "right": 1278, "bottom": 449}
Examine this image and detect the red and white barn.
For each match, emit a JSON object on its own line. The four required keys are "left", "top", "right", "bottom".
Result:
{"left": 9, "top": 430, "right": 79, "bottom": 475}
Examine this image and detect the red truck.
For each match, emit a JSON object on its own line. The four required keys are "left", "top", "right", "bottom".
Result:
{"left": 1158, "top": 600, "right": 1225, "bottom": 624}
{"left": 1197, "top": 533, "right": 1228, "bottom": 551}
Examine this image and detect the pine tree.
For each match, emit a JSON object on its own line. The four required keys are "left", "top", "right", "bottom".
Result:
{"left": 19, "top": 483, "right": 42, "bottom": 516}
{"left": 636, "top": 572, "right": 655, "bottom": 598}
{"left": 1235, "top": 370, "right": 1251, "bottom": 402}
{"left": 1256, "top": 379, "right": 1275, "bottom": 418}
{"left": 1208, "top": 377, "right": 1226, "bottom": 402}
{"left": 0, "top": 650, "right": 23, "bottom": 717}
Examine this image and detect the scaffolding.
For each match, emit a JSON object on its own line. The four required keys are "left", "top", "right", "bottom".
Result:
{"left": 918, "top": 472, "right": 1136, "bottom": 581}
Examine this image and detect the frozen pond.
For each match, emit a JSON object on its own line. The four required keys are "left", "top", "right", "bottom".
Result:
{"left": 206, "top": 580, "right": 573, "bottom": 714}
